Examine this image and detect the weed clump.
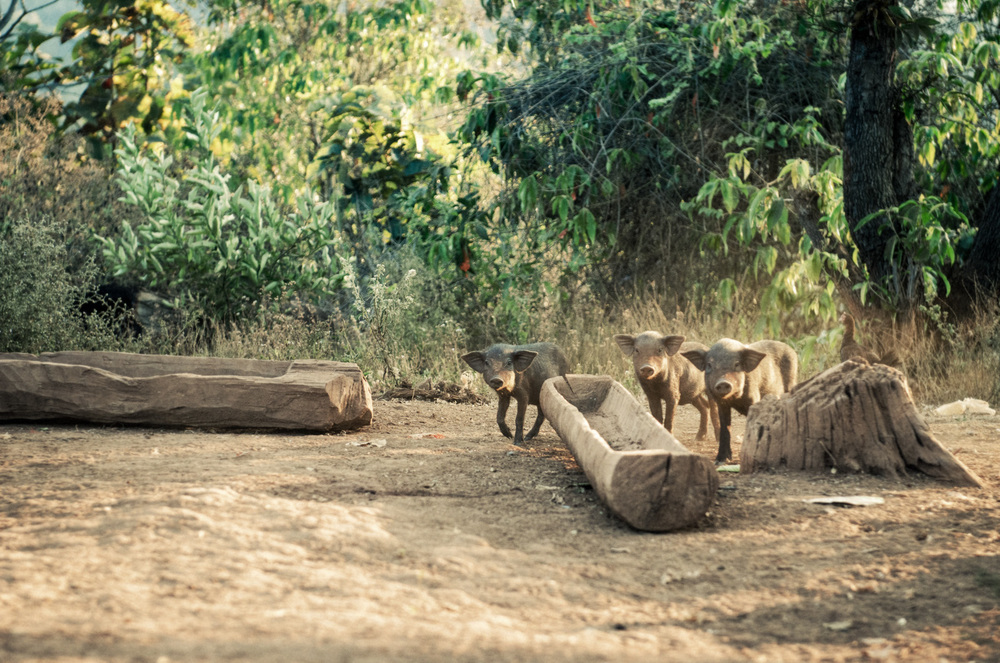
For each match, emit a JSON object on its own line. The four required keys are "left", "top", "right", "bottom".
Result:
{"left": 0, "top": 216, "right": 126, "bottom": 353}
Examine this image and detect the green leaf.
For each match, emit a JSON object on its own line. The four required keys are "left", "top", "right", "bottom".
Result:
{"left": 720, "top": 180, "right": 739, "bottom": 213}
{"left": 552, "top": 195, "right": 570, "bottom": 223}
{"left": 805, "top": 251, "right": 823, "bottom": 282}
{"left": 518, "top": 175, "right": 538, "bottom": 214}
{"left": 767, "top": 198, "right": 787, "bottom": 232}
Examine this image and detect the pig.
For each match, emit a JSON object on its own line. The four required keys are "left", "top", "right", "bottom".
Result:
{"left": 461, "top": 342, "right": 570, "bottom": 446}
{"left": 613, "top": 332, "right": 720, "bottom": 442}
{"left": 681, "top": 338, "right": 798, "bottom": 463}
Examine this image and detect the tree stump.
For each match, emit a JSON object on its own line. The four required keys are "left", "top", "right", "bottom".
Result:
{"left": 0, "top": 351, "right": 373, "bottom": 432}
{"left": 742, "top": 360, "right": 985, "bottom": 487}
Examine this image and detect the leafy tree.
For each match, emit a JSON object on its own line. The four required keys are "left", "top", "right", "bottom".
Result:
{"left": 459, "top": 0, "right": 1000, "bottom": 331}
{"left": 461, "top": 1, "right": 846, "bottom": 331}
{"left": 843, "top": 0, "right": 1000, "bottom": 305}
{"left": 182, "top": 0, "right": 486, "bottom": 278}
{"left": 101, "top": 89, "right": 343, "bottom": 324}
{"left": 55, "top": 0, "right": 196, "bottom": 156}
{"left": 0, "top": 0, "right": 59, "bottom": 91}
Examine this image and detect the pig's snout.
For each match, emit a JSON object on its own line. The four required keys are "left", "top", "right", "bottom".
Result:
{"left": 488, "top": 376, "right": 505, "bottom": 390}
{"left": 638, "top": 364, "right": 656, "bottom": 379}
{"left": 713, "top": 380, "right": 733, "bottom": 396}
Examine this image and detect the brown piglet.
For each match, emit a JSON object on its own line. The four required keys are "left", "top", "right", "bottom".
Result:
{"left": 682, "top": 338, "right": 798, "bottom": 462}
{"left": 461, "top": 342, "right": 570, "bottom": 446}
{"left": 613, "top": 332, "right": 720, "bottom": 442}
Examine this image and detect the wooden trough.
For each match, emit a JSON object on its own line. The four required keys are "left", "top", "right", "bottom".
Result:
{"left": 540, "top": 374, "right": 718, "bottom": 532}
{"left": 0, "top": 351, "right": 373, "bottom": 432}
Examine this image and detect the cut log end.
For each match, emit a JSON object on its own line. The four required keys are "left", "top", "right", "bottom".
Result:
{"left": 742, "top": 361, "right": 986, "bottom": 488}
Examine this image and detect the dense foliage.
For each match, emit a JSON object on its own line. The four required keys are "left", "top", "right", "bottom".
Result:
{"left": 461, "top": 0, "right": 1000, "bottom": 332}
{"left": 103, "top": 89, "right": 343, "bottom": 324}
{"left": 2, "top": 0, "right": 1000, "bottom": 391}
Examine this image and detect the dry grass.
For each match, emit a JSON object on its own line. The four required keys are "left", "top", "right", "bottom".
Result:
{"left": 530, "top": 290, "right": 839, "bottom": 399}
{"left": 482, "top": 288, "right": 998, "bottom": 408}
{"left": 103, "top": 272, "right": 998, "bottom": 412}
{"left": 887, "top": 302, "right": 1000, "bottom": 405}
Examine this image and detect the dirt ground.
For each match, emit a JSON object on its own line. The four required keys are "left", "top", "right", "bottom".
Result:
{"left": 1, "top": 392, "right": 998, "bottom": 663}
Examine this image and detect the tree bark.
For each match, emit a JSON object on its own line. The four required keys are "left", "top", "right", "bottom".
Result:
{"left": 843, "top": 0, "right": 916, "bottom": 290}
{"left": 962, "top": 176, "right": 1000, "bottom": 299}
{"left": 741, "top": 360, "right": 985, "bottom": 487}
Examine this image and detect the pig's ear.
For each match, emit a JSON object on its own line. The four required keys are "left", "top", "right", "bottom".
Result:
{"left": 613, "top": 334, "right": 635, "bottom": 356}
{"left": 681, "top": 349, "right": 707, "bottom": 371}
{"left": 461, "top": 352, "right": 488, "bottom": 373}
{"left": 511, "top": 350, "right": 538, "bottom": 372}
{"left": 662, "top": 335, "right": 685, "bottom": 356}
{"left": 740, "top": 348, "right": 767, "bottom": 372}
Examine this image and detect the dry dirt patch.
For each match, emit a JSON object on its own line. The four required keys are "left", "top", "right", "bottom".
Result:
{"left": 0, "top": 399, "right": 998, "bottom": 662}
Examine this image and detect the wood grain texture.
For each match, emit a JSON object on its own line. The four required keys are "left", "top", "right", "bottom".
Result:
{"left": 0, "top": 352, "right": 373, "bottom": 431}
{"left": 540, "top": 374, "right": 718, "bottom": 532}
{"left": 742, "top": 359, "right": 985, "bottom": 487}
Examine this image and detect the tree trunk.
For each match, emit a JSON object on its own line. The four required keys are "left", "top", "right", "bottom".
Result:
{"left": 741, "top": 360, "right": 985, "bottom": 487}
{"left": 843, "top": 0, "right": 917, "bottom": 291}
{"left": 962, "top": 176, "right": 1000, "bottom": 299}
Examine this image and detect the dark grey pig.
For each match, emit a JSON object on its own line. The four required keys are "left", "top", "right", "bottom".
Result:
{"left": 682, "top": 338, "right": 798, "bottom": 463}
{"left": 461, "top": 342, "right": 570, "bottom": 446}
{"left": 613, "top": 332, "right": 720, "bottom": 442}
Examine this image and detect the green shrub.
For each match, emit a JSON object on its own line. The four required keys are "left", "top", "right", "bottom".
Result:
{"left": 0, "top": 91, "right": 137, "bottom": 354}
{"left": 331, "top": 247, "right": 467, "bottom": 388}
{"left": 102, "top": 89, "right": 345, "bottom": 327}
{"left": 0, "top": 216, "right": 125, "bottom": 353}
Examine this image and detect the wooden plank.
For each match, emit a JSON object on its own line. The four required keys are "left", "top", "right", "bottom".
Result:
{"left": 540, "top": 374, "right": 718, "bottom": 532}
{"left": 0, "top": 352, "right": 372, "bottom": 431}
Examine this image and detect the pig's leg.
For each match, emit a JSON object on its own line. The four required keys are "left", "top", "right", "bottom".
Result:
{"left": 524, "top": 407, "right": 545, "bottom": 441}
{"left": 645, "top": 394, "right": 664, "bottom": 424}
{"left": 496, "top": 394, "right": 513, "bottom": 438}
{"left": 512, "top": 395, "right": 529, "bottom": 445}
{"left": 717, "top": 405, "right": 733, "bottom": 463}
{"left": 661, "top": 398, "right": 677, "bottom": 434}
{"left": 692, "top": 395, "right": 711, "bottom": 441}
{"left": 708, "top": 398, "right": 721, "bottom": 442}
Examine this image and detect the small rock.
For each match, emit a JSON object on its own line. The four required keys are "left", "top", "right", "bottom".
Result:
{"left": 823, "top": 620, "right": 853, "bottom": 631}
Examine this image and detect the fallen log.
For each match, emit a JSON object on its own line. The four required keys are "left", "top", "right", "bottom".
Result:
{"left": 0, "top": 351, "right": 373, "bottom": 431}
{"left": 540, "top": 374, "right": 718, "bottom": 532}
{"left": 742, "top": 360, "right": 985, "bottom": 487}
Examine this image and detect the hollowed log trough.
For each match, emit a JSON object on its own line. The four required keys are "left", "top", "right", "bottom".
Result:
{"left": 541, "top": 374, "right": 718, "bottom": 532}
{"left": 0, "top": 351, "right": 373, "bottom": 431}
